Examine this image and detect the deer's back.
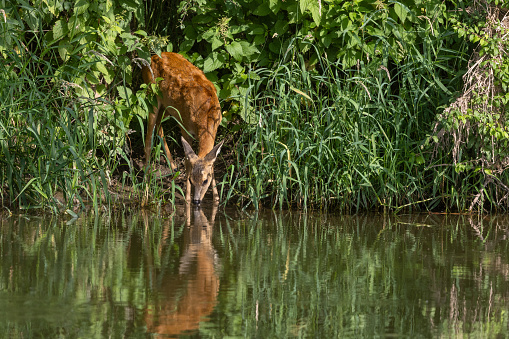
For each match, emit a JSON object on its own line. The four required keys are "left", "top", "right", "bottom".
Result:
{"left": 142, "top": 52, "right": 221, "bottom": 153}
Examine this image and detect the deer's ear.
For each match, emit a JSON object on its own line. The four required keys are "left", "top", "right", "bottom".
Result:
{"left": 181, "top": 136, "right": 198, "bottom": 159}
{"left": 181, "top": 137, "right": 196, "bottom": 156}
{"left": 204, "top": 140, "right": 224, "bottom": 163}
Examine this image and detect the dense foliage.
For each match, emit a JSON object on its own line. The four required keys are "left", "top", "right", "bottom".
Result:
{"left": 434, "top": 2, "right": 509, "bottom": 211}
{"left": 0, "top": 0, "right": 508, "bottom": 213}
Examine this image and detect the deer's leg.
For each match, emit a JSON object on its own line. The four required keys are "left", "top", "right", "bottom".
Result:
{"left": 185, "top": 176, "right": 192, "bottom": 202}
{"left": 201, "top": 170, "right": 219, "bottom": 202}
{"left": 212, "top": 173, "right": 219, "bottom": 202}
{"left": 146, "top": 103, "right": 176, "bottom": 171}
{"left": 144, "top": 107, "right": 159, "bottom": 168}
{"left": 181, "top": 132, "right": 194, "bottom": 203}
{"left": 185, "top": 202, "right": 191, "bottom": 227}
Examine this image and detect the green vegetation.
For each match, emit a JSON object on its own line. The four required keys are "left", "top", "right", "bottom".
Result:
{"left": 1, "top": 0, "right": 508, "bottom": 213}
{"left": 1, "top": 211, "right": 509, "bottom": 337}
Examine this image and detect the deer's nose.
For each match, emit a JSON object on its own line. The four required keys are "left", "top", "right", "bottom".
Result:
{"left": 192, "top": 199, "right": 201, "bottom": 205}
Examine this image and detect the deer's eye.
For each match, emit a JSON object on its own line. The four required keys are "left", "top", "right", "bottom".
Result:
{"left": 203, "top": 179, "right": 208, "bottom": 185}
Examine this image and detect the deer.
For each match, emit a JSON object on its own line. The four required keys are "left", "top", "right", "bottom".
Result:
{"left": 142, "top": 52, "right": 224, "bottom": 205}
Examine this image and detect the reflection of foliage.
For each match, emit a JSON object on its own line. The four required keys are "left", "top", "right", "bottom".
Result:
{"left": 216, "top": 212, "right": 509, "bottom": 337}
{"left": 1, "top": 212, "right": 509, "bottom": 337}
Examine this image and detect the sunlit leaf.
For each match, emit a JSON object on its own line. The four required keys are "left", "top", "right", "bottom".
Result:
{"left": 394, "top": 3, "right": 407, "bottom": 23}
{"left": 225, "top": 41, "right": 243, "bottom": 61}
{"left": 53, "top": 19, "right": 68, "bottom": 40}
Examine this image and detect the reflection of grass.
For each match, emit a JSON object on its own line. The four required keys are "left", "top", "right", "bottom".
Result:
{"left": 1, "top": 212, "right": 509, "bottom": 337}
{"left": 216, "top": 212, "right": 509, "bottom": 337}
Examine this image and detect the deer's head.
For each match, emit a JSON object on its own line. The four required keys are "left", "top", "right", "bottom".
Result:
{"left": 182, "top": 136, "right": 223, "bottom": 205}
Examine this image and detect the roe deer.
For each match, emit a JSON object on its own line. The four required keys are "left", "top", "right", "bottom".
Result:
{"left": 142, "top": 52, "right": 223, "bottom": 204}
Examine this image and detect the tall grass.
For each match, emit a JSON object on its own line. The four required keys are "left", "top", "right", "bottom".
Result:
{"left": 224, "top": 33, "right": 469, "bottom": 211}
{"left": 0, "top": 42, "right": 107, "bottom": 212}
{"left": 0, "top": 30, "right": 175, "bottom": 213}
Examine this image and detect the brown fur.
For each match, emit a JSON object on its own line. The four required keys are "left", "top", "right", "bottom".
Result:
{"left": 142, "top": 52, "right": 223, "bottom": 204}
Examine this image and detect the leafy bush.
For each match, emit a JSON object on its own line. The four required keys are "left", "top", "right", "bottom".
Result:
{"left": 174, "top": 0, "right": 455, "bottom": 121}
{"left": 432, "top": 0, "right": 509, "bottom": 211}
{"left": 0, "top": 0, "right": 156, "bottom": 212}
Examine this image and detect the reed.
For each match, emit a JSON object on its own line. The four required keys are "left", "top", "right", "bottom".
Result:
{"left": 224, "top": 34, "right": 469, "bottom": 211}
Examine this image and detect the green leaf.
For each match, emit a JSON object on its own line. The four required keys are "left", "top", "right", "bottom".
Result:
{"left": 240, "top": 41, "right": 258, "bottom": 57}
{"left": 86, "top": 72, "right": 100, "bottom": 85}
{"left": 137, "top": 48, "right": 151, "bottom": 61}
{"left": 74, "top": 0, "right": 89, "bottom": 15}
{"left": 203, "top": 52, "right": 225, "bottom": 73}
{"left": 300, "top": 0, "right": 311, "bottom": 14}
{"left": 249, "top": 24, "right": 266, "bottom": 35}
{"left": 180, "top": 39, "right": 195, "bottom": 52}
{"left": 53, "top": 19, "right": 68, "bottom": 40}
{"left": 310, "top": 3, "right": 321, "bottom": 26}
{"left": 394, "top": 3, "right": 407, "bottom": 23}
{"left": 226, "top": 41, "right": 244, "bottom": 61}
{"left": 253, "top": 2, "right": 271, "bottom": 16}
{"left": 117, "top": 86, "right": 132, "bottom": 101}
{"left": 43, "top": 0, "right": 60, "bottom": 15}
{"left": 96, "top": 62, "right": 109, "bottom": 77}
{"left": 23, "top": 6, "right": 40, "bottom": 30}
{"left": 274, "top": 20, "right": 289, "bottom": 36}
{"left": 211, "top": 36, "right": 223, "bottom": 51}
{"left": 202, "top": 30, "right": 215, "bottom": 41}
{"left": 102, "top": 71, "right": 114, "bottom": 85}
{"left": 183, "top": 25, "right": 198, "bottom": 40}
{"left": 340, "top": 16, "right": 353, "bottom": 31}
{"left": 269, "top": 0, "right": 281, "bottom": 13}
{"left": 192, "top": 14, "right": 213, "bottom": 24}
{"left": 119, "top": 0, "right": 139, "bottom": 12}
{"left": 58, "top": 41, "right": 70, "bottom": 61}
{"left": 230, "top": 25, "right": 249, "bottom": 34}
{"left": 386, "top": 183, "right": 398, "bottom": 193}
{"left": 322, "top": 33, "right": 332, "bottom": 48}
{"left": 66, "top": 209, "right": 79, "bottom": 218}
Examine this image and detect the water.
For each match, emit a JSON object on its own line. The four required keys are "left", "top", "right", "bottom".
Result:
{"left": 1, "top": 206, "right": 508, "bottom": 338}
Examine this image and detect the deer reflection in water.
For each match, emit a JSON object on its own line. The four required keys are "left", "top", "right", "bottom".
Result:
{"left": 144, "top": 204, "right": 220, "bottom": 338}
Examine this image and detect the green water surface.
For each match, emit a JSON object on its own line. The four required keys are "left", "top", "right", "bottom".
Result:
{"left": 1, "top": 206, "right": 508, "bottom": 338}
